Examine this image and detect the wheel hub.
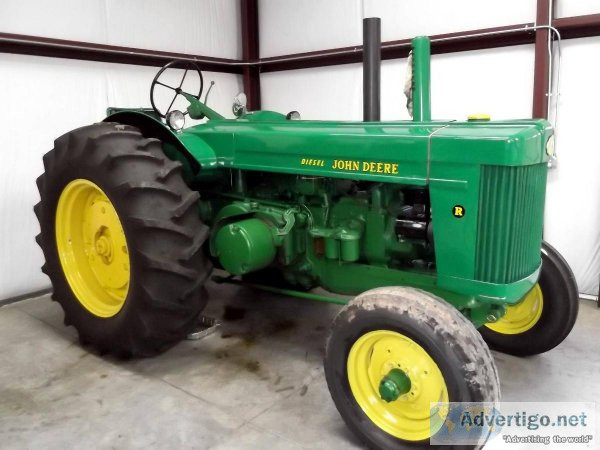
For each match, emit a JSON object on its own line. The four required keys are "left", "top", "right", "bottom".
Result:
{"left": 94, "top": 234, "right": 112, "bottom": 259}
{"left": 55, "top": 179, "right": 130, "bottom": 318}
{"left": 379, "top": 368, "right": 411, "bottom": 402}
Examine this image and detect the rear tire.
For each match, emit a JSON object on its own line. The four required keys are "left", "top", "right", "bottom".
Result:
{"left": 324, "top": 287, "right": 500, "bottom": 449}
{"left": 35, "top": 122, "right": 212, "bottom": 357}
{"left": 480, "top": 241, "right": 579, "bottom": 356}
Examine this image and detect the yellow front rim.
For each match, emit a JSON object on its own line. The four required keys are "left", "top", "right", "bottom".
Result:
{"left": 55, "top": 179, "right": 130, "bottom": 318}
{"left": 485, "top": 284, "right": 543, "bottom": 335}
{"left": 347, "top": 330, "right": 449, "bottom": 441}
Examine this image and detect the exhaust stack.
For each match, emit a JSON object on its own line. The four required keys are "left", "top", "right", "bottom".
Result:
{"left": 363, "top": 17, "right": 381, "bottom": 121}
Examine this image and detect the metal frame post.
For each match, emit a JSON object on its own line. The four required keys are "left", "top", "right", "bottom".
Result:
{"left": 241, "top": 0, "right": 261, "bottom": 110}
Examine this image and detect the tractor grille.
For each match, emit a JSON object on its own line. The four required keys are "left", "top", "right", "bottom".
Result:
{"left": 474, "top": 163, "right": 547, "bottom": 284}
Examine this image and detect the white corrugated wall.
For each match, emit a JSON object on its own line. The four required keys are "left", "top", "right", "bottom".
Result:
{"left": 0, "top": 0, "right": 243, "bottom": 300}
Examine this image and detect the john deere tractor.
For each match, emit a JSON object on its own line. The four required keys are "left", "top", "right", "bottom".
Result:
{"left": 35, "top": 28, "right": 578, "bottom": 449}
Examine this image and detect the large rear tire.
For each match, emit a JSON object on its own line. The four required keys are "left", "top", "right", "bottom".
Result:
{"left": 480, "top": 241, "right": 579, "bottom": 356}
{"left": 35, "top": 122, "right": 212, "bottom": 357}
{"left": 324, "top": 287, "right": 500, "bottom": 449}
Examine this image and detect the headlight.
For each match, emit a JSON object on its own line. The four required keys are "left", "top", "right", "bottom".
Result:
{"left": 546, "top": 135, "right": 555, "bottom": 157}
{"left": 166, "top": 110, "right": 185, "bottom": 131}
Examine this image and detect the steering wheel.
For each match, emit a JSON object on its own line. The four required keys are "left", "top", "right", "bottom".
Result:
{"left": 150, "top": 60, "right": 204, "bottom": 118}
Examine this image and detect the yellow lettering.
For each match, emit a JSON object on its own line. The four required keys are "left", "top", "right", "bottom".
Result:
{"left": 301, "top": 158, "right": 307, "bottom": 164}
{"left": 328, "top": 159, "right": 399, "bottom": 174}
{"left": 454, "top": 206, "right": 464, "bottom": 217}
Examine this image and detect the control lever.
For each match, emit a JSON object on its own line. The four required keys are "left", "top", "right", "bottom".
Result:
{"left": 196, "top": 81, "right": 215, "bottom": 120}
{"left": 204, "top": 81, "right": 215, "bottom": 105}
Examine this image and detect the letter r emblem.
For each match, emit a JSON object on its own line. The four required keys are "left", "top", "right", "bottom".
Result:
{"left": 452, "top": 205, "right": 465, "bottom": 218}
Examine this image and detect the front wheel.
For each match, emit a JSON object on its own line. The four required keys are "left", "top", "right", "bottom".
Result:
{"left": 324, "top": 287, "right": 500, "bottom": 449}
{"left": 480, "top": 241, "right": 579, "bottom": 356}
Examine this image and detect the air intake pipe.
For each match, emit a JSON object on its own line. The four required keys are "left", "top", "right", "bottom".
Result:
{"left": 410, "top": 36, "right": 432, "bottom": 122}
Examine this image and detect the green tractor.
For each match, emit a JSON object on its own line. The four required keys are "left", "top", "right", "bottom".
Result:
{"left": 35, "top": 31, "right": 578, "bottom": 449}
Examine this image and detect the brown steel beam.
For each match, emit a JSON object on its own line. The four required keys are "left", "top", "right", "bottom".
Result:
{"left": 241, "top": 0, "right": 261, "bottom": 109}
{"left": 0, "top": 32, "right": 243, "bottom": 74}
{"left": 260, "top": 24, "right": 536, "bottom": 72}
{"left": 3, "top": 13, "right": 600, "bottom": 79}
{"left": 260, "top": 14, "right": 600, "bottom": 73}
{"left": 532, "top": 0, "right": 552, "bottom": 119}
{"left": 554, "top": 13, "right": 600, "bottom": 39}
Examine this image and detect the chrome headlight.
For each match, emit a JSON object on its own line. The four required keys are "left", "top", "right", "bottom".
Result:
{"left": 546, "top": 135, "right": 555, "bottom": 157}
{"left": 166, "top": 110, "right": 185, "bottom": 131}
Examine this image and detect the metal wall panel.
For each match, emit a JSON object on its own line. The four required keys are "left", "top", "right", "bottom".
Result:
{"left": 258, "top": 0, "right": 362, "bottom": 58}
{"left": 0, "top": 54, "right": 242, "bottom": 300}
{"left": 544, "top": 37, "right": 600, "bottom": 295}
{"left": 556, "top": 1, "right": 600, "bottom": 19}
{"left": 0, "top": 0, "right": 241, "bottom": 59}
{"left": 364, "top": 0, "right": 536, "bottom": 43}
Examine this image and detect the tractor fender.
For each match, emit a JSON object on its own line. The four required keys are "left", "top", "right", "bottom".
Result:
{"left": 103, "top": 111, "right": 217, "bottom": 174}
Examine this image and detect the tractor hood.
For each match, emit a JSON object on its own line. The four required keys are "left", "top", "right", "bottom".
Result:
{"left": 180, "top": 118, "right": 552, "bottom": 186}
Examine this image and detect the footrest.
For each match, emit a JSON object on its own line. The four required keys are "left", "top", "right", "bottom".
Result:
{"left": 186, "top": 316, "right": 221, "bottom": 340}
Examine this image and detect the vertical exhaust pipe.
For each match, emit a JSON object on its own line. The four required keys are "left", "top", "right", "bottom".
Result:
{"left": 363, "top": 17, "right": 381, "bottom": 121}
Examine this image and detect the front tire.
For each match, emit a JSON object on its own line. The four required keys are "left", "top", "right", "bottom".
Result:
{"left": 480, "top": 241, "right": 579, "bottom": 356}
{"left": 35, "top": 122, "right": 212, "bottom": 357}
{"left": 324, "top": 287, "right": 500, "bottom": 449}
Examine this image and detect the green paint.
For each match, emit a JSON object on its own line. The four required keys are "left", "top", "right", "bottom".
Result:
{"left": 104, "top": 37, "right": 553, "bottom": 328}
{"left": 411, "top": 36, "right": 431, "bottom": 122}
{"left": 213, "top": 276, "right": 349, "bottom": 305}
{"left": 182, "top": 93, "right": 224, "bottom": 121}
{"left": 379, "top": 369, "right": 412, "bottom": 402}
{"left": 105, "top": 107, "right": 161, "bottom": 121}
{"left": 474, "top": 164, "right": 547, "bottom": 284}
{"left": 214, "top": 218, "right": 276, "bottom": 275}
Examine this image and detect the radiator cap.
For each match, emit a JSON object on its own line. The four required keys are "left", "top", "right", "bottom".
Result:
{"left": 467, "top": 113, "right": 491, "bottom": 122}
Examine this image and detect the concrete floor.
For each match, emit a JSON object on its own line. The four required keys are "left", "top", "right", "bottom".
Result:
{"left": 0, "top": 281, "right": 598, "bottom": 449}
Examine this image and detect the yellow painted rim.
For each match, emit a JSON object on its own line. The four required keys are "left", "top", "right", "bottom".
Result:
{"left": 485, "top": 284, "right": 543, "bottom": 335}
{"left": 55, "top": 179, "right": 130, "bottom": 318}
{"left": 347, "top": 330, "right": 449, "bottom": 441}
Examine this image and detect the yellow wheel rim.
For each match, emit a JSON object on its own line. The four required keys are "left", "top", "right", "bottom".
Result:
{"left": 347, "top": 330, "right": 449, "bottom": 441}
{"left": 55, "top": 179, "right": 130, "bottom": 318}
{"left": 485, "top": 284, "right": 543, "bottom": 335}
